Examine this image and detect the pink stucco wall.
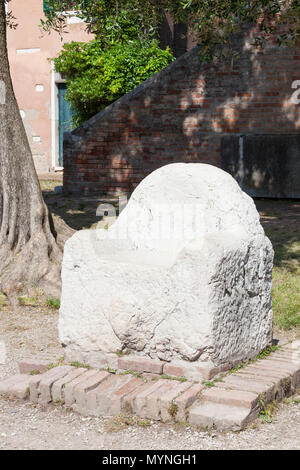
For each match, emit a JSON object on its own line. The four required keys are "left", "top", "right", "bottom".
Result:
{"left": 7, "top": 0, "right": 91, "bottom": 173}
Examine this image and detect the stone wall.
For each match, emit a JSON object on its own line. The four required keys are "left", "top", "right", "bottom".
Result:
{"left": 63, "top": 26, "right": 300, "bottom": 197}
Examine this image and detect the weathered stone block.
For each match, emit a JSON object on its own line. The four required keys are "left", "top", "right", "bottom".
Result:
{"left": 59, "top": 163, "right": 273, "bottom": 368}
{"left": 0, "top": 374, "right": 31, "bottom": 399}
{"left": 18, "top": 359, "right": 52, "bottom": 375}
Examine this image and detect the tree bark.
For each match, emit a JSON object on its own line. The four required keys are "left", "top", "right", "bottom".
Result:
{"left": 0, "top": 0, "right": 61, "bottom": 304}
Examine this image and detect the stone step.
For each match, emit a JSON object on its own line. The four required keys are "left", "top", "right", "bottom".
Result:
{"left": 189, "top": 402, "right": 258, "bottom": 431}
{"left": 1, "top": 342, "right": 300, "bottom": 431}
{"left": 201, "top": 387, "right": 259, "bottom": 410}
{"left": 0, "top": 374, "right": 31, "bottom": 399}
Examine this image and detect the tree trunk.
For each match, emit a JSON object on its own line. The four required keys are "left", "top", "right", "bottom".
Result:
{"left": 0, "top": 0, "right": 61, "bottom": 305}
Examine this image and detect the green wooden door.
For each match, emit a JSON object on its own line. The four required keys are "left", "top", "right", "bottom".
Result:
{"left": 58, "top": 83, "right": 74, "bottom": 166}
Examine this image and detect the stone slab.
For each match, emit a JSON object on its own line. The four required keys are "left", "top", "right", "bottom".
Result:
{"left": 18, "top": 359, "right": 52, "bottom": 375}
{"left": 202, "top": 387, "right": 259, "bottom": 410}
{"left": 189, "top": 402, "right": 257, "bottom": 431}
{"left": 0, "top": 374, "right": 31, "bottom": 399}
{"left": 163, "top": 361, "right": 231, "bottom": 381}
{"left": 118, "top": 356, "right": 164, "bottom": 374}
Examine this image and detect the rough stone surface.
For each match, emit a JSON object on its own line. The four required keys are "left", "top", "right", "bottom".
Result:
{"left": 59, "top": 163, "right": 273, "bottom": 367}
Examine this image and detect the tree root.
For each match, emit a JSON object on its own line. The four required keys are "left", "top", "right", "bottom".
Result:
{"left": 0, "top": 222, "right": 62, "bottom": 308}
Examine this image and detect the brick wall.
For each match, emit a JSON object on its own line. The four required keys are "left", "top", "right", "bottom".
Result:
{"left": 63, "top": 26, "right": 300, "bottom": 197}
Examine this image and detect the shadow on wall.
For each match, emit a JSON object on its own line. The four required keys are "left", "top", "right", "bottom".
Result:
{"left": 63, "top": 24, "right": 300, "bottom": 198}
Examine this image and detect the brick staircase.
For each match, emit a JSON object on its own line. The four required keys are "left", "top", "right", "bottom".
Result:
{"left": 0, "top": 344, "right": 299, "bottom": 431}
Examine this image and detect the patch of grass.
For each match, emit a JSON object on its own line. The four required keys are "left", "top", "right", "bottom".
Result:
{"left": 229, "top": 362, "right": 246, "bottom": 374}
{"left": 120, "top": 369, "right": 142, "bottom": 379}
{"left": 0, "top": 294, "right": 8, "bottom": 306}
{"left": 69, "top": 361, "right": 91, "bottom": 369}
{"left": 46, "top": 297, "right": 60, "bottom": 310}
{"left": 272, "top": 269, "right": 300, "bottom": 329}
{"left": 114, "top": 349, "right": 131, "bottom": 357}
{"left": 168, "top": 401, "right": 178, "bottom": 418}
{"left": 160, "top": 374, "right": 187, "bottom": 383}
{"left": 29, "top": 369, "right": 40, "bottom": 375}
{"left": 254, "top": 344, "right": 280, "bottom": 361}
{"left": 265, "top": 228, "right": 300, "bottom": 330}
{"left": 258, "top": 393, "right": 280, "bottom": 424}
{"left": 293, "top": 398, "right": 300, "bottom": 404}
{"left": 202, "top": 380, "right": 215, "bottom": 388}
{"left": 101, "top": 366, "right": 117, "bottom": 374}
{"left": 18, "top": 296, "right": 39, "bottom": 307}
{"left": 104, "top": 413, "right": 151, "bottom": 433}
{"left": 39, "top": 180, "right": 59, "bottom": 191}
{"left": 48, "top": 356, "right": 65, "bottom": 369}
{"left": 227, "top": 345, "right": 280, "bottom": 375}
{"left": 138, "top": 419, "right": 151, "bottom": 428}
{"left": 259, "top": 397, "right": 278, "bottom": 424}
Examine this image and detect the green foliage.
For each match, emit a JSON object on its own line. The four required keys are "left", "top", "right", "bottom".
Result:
{"left": 266, "top": 228, "right": 300, "bottom": 330}
{"left": 201, "top": 380, "right": 215, "bottom": 388}
{"left": 168, "top": 401, "right": 178, "bottom": 418}
{"left": 259, "top": 396, "right": 278, "bottom": 423}
{"left": 54, "top": 39, "right": 174, "bottom": 126}
{"left": 42, "top": 1, "right": 300, "bottom": 62}
{"left": 69, "top": 361, "right": 91, "bottom": 369}
{"left": 120, "top": 369, "right": 143, "bottom": 379}
{"left": 41, "top": 0, "right": 161, "bottom": 45}
{"left": 160, "top": 374, "right": 187, "bottom": 382}
{"left": 254, "top": 345, "right": 280, "bottom": 360}
{"left": 18, "top": 296, "right": 39, "bottom": 306}
{"left": 46, "top": 297, "right": 61, "bottom": 309}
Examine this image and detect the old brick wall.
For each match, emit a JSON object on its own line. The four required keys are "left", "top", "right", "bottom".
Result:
{"left": 63, "top": 26, "right": 300, "bottom": 197}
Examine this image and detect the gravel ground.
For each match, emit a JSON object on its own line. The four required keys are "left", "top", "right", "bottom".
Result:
{"left": 0, "top": 305, "right": 300, "bottom": 450}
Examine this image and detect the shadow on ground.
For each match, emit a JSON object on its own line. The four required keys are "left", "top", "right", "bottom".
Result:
{"left": 255, "top": 199, "right": 300, "bottom": 271}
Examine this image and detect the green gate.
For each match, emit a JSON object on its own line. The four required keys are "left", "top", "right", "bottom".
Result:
{"left": 58, "top": 83, "right": 74, "bottom": 167}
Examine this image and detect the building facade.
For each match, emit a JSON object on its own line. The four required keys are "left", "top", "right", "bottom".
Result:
{"left": 7, "top": 0, "right": 91, "bottom": 173}
{"left": 63, "top": 26, "right": 300, "bottom": 198}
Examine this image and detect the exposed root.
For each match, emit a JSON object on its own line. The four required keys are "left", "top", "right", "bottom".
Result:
{"left": 0, "top": 216, "right": 62, "bottom": 308}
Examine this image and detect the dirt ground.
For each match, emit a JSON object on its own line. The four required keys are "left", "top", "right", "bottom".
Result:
{"left": 0, "top": 181, "right": 300, "bottom": 450}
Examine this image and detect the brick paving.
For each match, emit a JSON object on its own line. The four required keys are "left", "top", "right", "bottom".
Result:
{"left": 0, "top": 344, "right": 299, "bottom": 431}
